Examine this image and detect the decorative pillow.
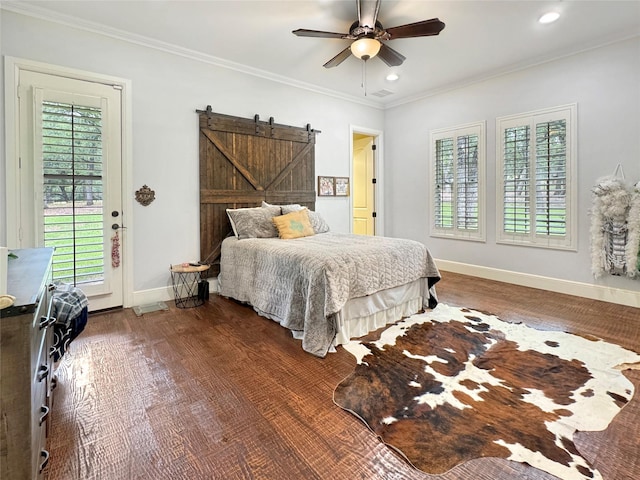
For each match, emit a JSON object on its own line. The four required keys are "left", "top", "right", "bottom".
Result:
{"left": 226, "top": 206, "right": 281, "bottom": 239}
{"left": 280, "top": 204, "right": 304, "bottom": 214}
{"left": 307, "top": 210, "right": 330, "bottom": 234}
{"left": 261, "top": 201, "right": 302, "bottom": 214}
{"left": 264, "top": 202, "right": 330, "bottom": 234}
{"left": 272, "top": 209, "right": 315, "bottom": 239}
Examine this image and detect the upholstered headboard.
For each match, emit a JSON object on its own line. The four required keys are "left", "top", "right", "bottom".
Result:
{"left": 197, "top": 106, "right": 320, "bottom": 276}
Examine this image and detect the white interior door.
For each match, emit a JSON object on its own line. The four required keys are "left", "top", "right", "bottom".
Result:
{"left": 18, "top": 71, "right": 124, "bottom": 311}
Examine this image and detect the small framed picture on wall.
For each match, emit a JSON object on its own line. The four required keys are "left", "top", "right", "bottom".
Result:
{"left": 318, "top": 176, "right": 335, "bottom": 196}
{"left": 334, "top": 177, "right": 350, "bottom": 196}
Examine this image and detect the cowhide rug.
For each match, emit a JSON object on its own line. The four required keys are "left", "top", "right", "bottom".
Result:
{"left": 334, "top": 304, "right": 640, "bottom": 480}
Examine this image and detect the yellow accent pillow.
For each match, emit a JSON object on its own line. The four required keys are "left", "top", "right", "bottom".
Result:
{"left": 272, "top": 209, "right": 315, "bottom": 239}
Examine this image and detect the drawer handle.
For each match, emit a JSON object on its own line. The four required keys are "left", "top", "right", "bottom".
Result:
{"left": 39, "top": 316, "right": 57, "bottom": 330}
{"left": 37, "top": 364, "right": 49, "bottom": 382}
{"left": 39, "top": 449, "right": 50, "bottom": 473}
{"left": 39, "top": 405, "right": 50, "bottom": 426}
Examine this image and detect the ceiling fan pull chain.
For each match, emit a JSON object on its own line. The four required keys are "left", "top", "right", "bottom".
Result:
{"left": 362, "top": 58, "right": 368, "bottom": 96}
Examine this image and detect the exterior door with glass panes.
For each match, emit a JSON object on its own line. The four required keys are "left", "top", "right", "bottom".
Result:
{"left": 18, "top": 71, "right": 123, "bottom": 311}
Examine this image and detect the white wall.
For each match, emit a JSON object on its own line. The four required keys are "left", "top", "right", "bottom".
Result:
{"left": 2, "top": 10, "right": 638, "bottom": 307}
{"left": 0, "top": 11, "right": 383, "bottom": 301}
{"left": 384, "top": 37, "right": 640, "bottom": 301}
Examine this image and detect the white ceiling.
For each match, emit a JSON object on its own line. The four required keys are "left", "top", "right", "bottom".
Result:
{"left": 5, "top": 1, "right": 640, "bottom": 107}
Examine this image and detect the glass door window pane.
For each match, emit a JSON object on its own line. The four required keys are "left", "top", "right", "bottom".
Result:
{"left": 42, "top": 101, "right": 105, "bottom": 285}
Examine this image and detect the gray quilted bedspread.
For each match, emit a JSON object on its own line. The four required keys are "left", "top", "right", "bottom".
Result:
{"left": 218, "top": 233, "right": 440, "bottom": 357}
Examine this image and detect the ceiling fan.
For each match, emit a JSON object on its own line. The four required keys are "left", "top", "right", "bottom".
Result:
{"left": 292, "top": 0, "right": 445, "bottom": 68}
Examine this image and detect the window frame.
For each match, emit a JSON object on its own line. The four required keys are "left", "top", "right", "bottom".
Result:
{"left": 496, "top": 104, "right": 578, "bottom": 250}
{"left": 429, "top": 121, "right": 486, "bottom": 242}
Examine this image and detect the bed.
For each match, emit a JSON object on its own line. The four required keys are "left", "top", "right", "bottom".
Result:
{"left": 197, "top": 107, "right": 440, "bottom": 357}
{"left": 217, "top": 204, "right": 440, "bottom": 357}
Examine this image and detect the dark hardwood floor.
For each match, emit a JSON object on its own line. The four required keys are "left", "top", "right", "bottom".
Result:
{"left": 44, "top": 272, "right": 640, "bottom": 480}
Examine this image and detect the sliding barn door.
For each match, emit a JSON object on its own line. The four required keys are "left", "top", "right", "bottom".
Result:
{"left": 198, "top": 108, "right": 319, "bottom": 275}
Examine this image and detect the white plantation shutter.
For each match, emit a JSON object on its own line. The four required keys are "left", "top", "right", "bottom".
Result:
{"left": 497, "top": 105, "right": 577, "bottom": 250}
{"left": 456, "top": 134, "right": 479, "bottom": 231}
{"left": 41, "top": 100, "right": 105, "bottom": 284}
{"left": 535, "top": 120, "right": 567, "bottom": 236}
{"left": 503, "top": 125, "right": 531, "bottom": 235}
{"left": 430, "top": 122, "right": 485, "bottom": 241}
{"left": 434, "top": 137, "right": 454, "bottom": 229}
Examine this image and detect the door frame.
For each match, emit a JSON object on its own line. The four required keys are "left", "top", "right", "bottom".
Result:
{"left": 4, "top": 56, "right": 134, "bottom": 308}
{"left": 349, "top": 125, "right": 384, "bottom": 236}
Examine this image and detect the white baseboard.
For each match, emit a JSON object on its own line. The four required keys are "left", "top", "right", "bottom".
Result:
{"left": 131, "top": 278, "right": 219, "bottom": 308}
{"left": 436, "top": 259, "right": 640, "bottom": 309}
{"left": 130, "top": 267, "right": 638, "bottom": 311}
{"left": 131, "top": 285, "right": 174, "bottom": 307}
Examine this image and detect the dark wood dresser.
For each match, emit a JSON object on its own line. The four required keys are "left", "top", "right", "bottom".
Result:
{"left": 1, "top": 248, "right": 55, "bottom": 479}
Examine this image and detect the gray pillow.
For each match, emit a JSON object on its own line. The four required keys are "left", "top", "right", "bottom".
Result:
{"left": 261, "top": 201, "right": 302, "bottom": 214}
{"left": 307, "top": 210, "right": 330, "bottom": 234}
{"left": 263, "top": 202, "right": 330, "bottom": 234}
{"left": 226, "top": 206, "right": 281, "bottom": 239}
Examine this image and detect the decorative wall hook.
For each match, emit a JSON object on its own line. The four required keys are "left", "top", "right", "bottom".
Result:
{"left": 135, "top": 185, "right": 155, "bottom": 206}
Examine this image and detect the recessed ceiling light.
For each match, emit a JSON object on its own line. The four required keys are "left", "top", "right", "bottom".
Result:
{"left": 539, "top": 12, "right": 560, "bottom": 24}
{"left": 386, "top": 73, "right": 399, "bottom": 82}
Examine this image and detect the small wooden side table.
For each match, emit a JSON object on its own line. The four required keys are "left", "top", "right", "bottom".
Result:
{"left": 169, "top": 263, "right": 210, "bottom": 308}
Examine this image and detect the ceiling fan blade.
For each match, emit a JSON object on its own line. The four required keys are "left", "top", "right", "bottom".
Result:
{"left": 357, "top": 0, "right": 381, "bottom": 29}
{"left": 292, "top": 29, "right": 349, "bottom": 39}
{"left": 384, "top": 18, "right": 446, "bottom": 39}
{"left": 377, "top": 43, "right": 406, "bottom": 67}
{"left": 323, "top": 46, "right": 353, "bottom": 68}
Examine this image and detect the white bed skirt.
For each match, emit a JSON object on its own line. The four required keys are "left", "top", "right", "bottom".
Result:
{"left": 333, "top": 278, "right": 430, "bottom": 347}
{"left": 221, "top": 276, "right": 432, "bottom": 353}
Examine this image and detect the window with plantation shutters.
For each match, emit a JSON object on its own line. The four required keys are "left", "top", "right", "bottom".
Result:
{"left": 41, "top": 101, "right": 105, "bottom": 284}
{"left": 430, "top": 122, "right": 485, "bottom": 241}
{"left": 497, "top": 104, "right": 577, "bottom": 250}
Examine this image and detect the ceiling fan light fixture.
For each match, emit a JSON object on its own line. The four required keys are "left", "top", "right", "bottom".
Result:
{"left": 351, "top": 37, "right": 381, "bottom": 60}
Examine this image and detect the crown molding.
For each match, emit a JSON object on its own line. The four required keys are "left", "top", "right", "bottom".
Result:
{"left": 385, "top": 31, "right": 640, "bottom": 109}
{"left": 1, "top": 2, "right": 384, "bottom": 110}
